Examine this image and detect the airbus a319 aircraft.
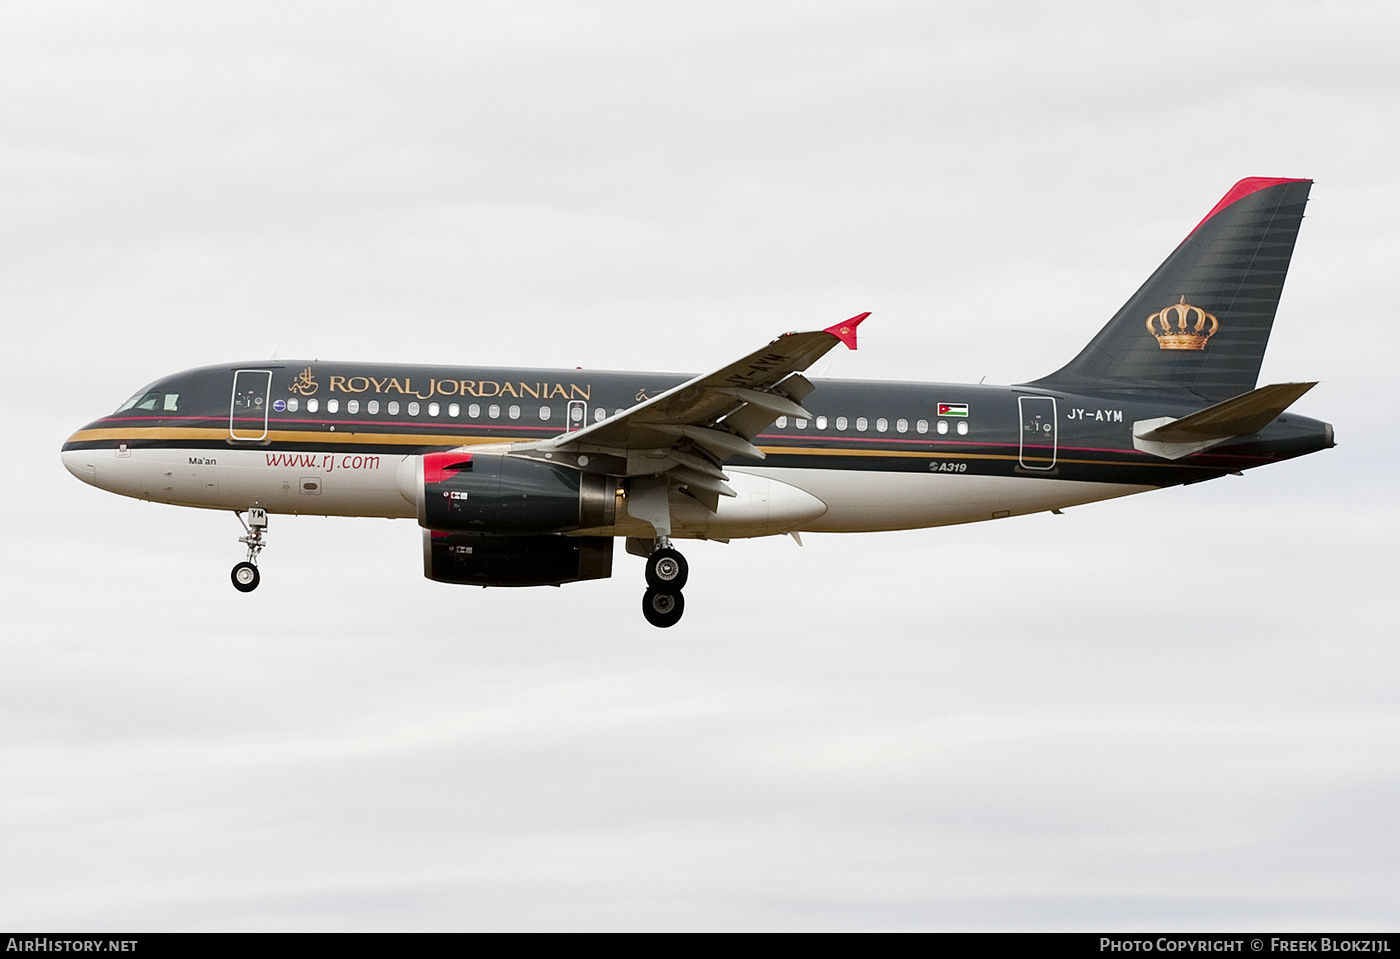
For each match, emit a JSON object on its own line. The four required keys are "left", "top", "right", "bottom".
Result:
{"left": 62, "top": 177, "right": 1333, "bottom": 627}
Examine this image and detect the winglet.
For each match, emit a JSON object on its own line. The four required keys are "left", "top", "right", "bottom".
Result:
{"left": 824, "top": 312, "right": 869, "bottom": 350}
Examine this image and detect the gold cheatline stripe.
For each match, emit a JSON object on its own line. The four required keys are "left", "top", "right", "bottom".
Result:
{"left": 760, "top": 445, "right": 1020, "bottom": 462}
{"left": 68, "top": 425, "right": 1172, "bottom": 469}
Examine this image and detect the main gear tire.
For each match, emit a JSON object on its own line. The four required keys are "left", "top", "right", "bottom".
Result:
{"left": 645, "top": 547, "right": 688, "bottom": 591}
{"left": 641, "top": 588, "right": 685, "bottom": 628}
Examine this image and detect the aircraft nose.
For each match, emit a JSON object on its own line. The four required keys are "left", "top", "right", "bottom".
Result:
{"left": 62, "top": 448, "right": 97, "bottom": 485}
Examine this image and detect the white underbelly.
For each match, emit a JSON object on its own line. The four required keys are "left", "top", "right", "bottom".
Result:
{"left": 741, "top": 466, "right": 1153, "bottom": 532}
{"left": 76, "top": 447, "right": 417, "bottom": 518}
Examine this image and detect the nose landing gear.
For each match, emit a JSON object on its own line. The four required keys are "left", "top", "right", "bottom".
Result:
{"left": 641, "top": 540, "right": 688, "bottom": 627}
{"left": 231, "top": 508, "right": 268, "bottom": 593}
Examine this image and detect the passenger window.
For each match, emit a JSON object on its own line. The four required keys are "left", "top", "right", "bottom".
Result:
{"left": 308, "top": 398, "right": 319, "bottom": 413}
{"left": 449, "top": 403, "right": 460, "bottom": 417}
{"left": 327, "top": 399, "right": 339, "bottom": 413}
{"left": 836, "top": 416, "right": 848, "bottom": 431}
{"left": 428, "top": 402, "right": 440, "bottom": 416}
{"left": 816, "top": 416, "right": 827, "bottom": 429}
{"left": 408, "top": 402, "right": 420, "bottom": 415}
{"left": 937, "top": 420, "right": 948, "bottom": 434}
{"left": 347, "top": 400, "right": 359, "bottom": 414}
{"left": 287, "top": 398, "right": 300, "bottom": 413}
{"left": 957, "top": 421, "right": 969, "bottom": 435}
{"left": 856, "top": 417, "right": 868, "bottom": 431}
{"left": 489, "top": 404, "right": 501, "bottom": 419}
{"left": 540, "top": 406, "right": 551, "bottom": 421}
{"left": 367, "top": 400, "right": 379, "bottom": 414}
{"left": 594, "top": 408, "right": 605, "bottom": 422}
{"left": 509, "top": 405, "right": 520, "bottom": 419}
{"left": 795, "top": 418, "right": 808, "bottom": 429}
{"left": 469, "top": 403, "right": 480, "bottom": 418}
{"left": 776, "top": 416, "right": 788, "bottom": 428}
{"left": 896, "top": 418, "right": 908, "bottom": 433}
{"left": 387, "top": 401, "right": 400, "bottom": 415}
{"left": 916, "top": 419, "right": 928, "bottom": 433}
{"left": 875, "top": 418, "right": 888, "bottom": 432}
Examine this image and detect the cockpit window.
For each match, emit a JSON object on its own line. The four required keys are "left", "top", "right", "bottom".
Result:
{"left": 117, "top": 391, "right": 159, "bottom": 412}
{"left": 115, "top": 390, "right": 179, "bottom": 413}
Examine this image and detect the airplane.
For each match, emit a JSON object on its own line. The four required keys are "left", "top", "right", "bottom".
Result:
{"left": 60, "top": 177, "right": 1333, "bottom": 627}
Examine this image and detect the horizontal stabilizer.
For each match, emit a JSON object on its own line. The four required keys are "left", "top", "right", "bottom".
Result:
{"left": 1133, "top": 382, "right": 1317, "bottom": 459}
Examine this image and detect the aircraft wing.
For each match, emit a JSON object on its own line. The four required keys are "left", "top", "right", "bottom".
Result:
{"left": 516, "top": 313, "right": 868, "bottom": 510}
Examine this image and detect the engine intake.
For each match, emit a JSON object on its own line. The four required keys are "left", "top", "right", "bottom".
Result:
{"left": 418, "top": 452, "right": 615, "bottom": 534}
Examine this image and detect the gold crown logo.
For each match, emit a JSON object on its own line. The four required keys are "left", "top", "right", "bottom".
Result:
{"left": 1146, "top": 297, "right": 1219, "bottom": 351}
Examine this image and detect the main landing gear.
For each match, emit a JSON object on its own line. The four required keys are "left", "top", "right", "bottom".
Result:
{"left": 641, "top": 542, "right": 688, "bottom": 628}
{"left": 231, "top": 508, "right": 268, "bottom": 593}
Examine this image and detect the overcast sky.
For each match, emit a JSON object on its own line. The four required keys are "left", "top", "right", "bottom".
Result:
{"left": 2, "top": 0, "right": 1397, "bottom": 931}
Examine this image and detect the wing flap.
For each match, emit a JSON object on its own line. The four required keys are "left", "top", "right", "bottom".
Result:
{"left": 717, "top": 387, "right": 812, "bottom": 420}
{"left": 651, "top": 423, "right": 766, "bottom": 461}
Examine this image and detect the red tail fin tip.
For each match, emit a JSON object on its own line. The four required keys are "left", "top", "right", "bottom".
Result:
{"left": 825, "top": 312, "right": 870, "bottom": 350}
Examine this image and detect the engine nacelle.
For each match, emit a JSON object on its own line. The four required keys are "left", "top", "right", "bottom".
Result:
{"left": 424, "top": 531, "right": 614, "bottom": 587}
{"left": 417, "top": 452, "right": 615, "bottom": 534}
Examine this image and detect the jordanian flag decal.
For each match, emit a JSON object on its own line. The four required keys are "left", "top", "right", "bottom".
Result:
{"left": 937, "top": 403, "right": 968, "bottom": 417}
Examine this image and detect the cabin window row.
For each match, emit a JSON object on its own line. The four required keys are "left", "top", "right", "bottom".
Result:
{"left": 266, "top": 399, "right": 969, "bottom": 436}
{"left": 274, "top": 398, "right": 627, "bottom": 422}
{"left": 772, "top": 415, "right": 969, "bottom": 436}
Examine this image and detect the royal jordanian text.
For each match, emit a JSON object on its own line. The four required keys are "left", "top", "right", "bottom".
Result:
{"left": 5, "top": 941, "right": 136, "bottom": 953}
{"left": 1100, "top": 941, "right": 1392, "bottom": 953}
{"left": 326, "top": 376, "right": 590, "bottom": 400}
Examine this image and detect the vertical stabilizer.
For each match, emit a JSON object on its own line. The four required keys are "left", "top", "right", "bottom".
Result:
{"left": 1028, "top": 177, "right": 1312, "bottom": 401}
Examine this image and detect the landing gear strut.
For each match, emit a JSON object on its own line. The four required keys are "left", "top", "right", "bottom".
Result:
{"left": 641, "top": 539, "right": 687, "bottom": 627}
{"left": 231, "top": 508, "right": 267, "bottom": 593}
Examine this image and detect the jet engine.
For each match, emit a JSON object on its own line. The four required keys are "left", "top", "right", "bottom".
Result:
{"left": 423, "top": 530, "right": 614, "bottom": 587}
{"left": 417, "top": 451, "right": 615, "bottom": 534}
{"left": 417, "top": 451, "right": 617, "bottom": 587}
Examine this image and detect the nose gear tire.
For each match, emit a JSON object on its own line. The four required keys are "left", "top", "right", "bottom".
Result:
{"left": 231, "top": 562, "right": 261, "bottom": 592}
